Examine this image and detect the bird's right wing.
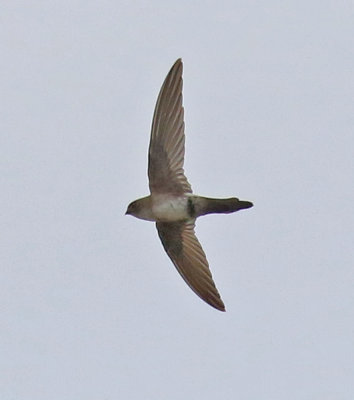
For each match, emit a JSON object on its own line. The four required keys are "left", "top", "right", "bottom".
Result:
{"left": 156, "top": 220, "right": 225, "bottom": 311}
{"left": 148, "top": 59, "right": 192, "bottom": 195}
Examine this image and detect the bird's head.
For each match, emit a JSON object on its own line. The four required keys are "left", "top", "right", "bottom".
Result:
{"left": 125, "top": 196, "right": 154, "bottom": 221}
{"left": 125, "top": 200, "right": 140, "bottom": 217}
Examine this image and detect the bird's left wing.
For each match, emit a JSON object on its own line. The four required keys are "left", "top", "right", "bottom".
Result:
{"left": 156, "top": 220, "right": 225, "bottom": 311}
{"left": 148, "top": 59, "right": 192, "bottom": 195}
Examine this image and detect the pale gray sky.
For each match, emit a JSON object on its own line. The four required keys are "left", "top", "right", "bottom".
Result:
{"left": 1, "top": 1, "right": 354, "bottom": 399}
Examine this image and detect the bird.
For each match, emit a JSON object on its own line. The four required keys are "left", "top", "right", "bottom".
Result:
{"left": 126, "top": 59, "right": 253, "bottom": 311}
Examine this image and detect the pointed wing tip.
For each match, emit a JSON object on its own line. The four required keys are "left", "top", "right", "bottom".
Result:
{"left": 209, "top": 299, "right": 226, "bottom": 312}
{"left": 172, "top": 58, "right": 183, "bottom": 71}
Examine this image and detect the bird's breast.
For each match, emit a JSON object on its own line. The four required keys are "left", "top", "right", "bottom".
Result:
{"left": 151, "top": 194, "right": 190, "bottom": 222}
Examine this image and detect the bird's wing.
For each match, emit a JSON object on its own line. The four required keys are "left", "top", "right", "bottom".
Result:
{"left": 156, "top": 220, "right": 225, "bottom": 311}
{"left": 148, "top": 59, "right": 192, "bottom": 195}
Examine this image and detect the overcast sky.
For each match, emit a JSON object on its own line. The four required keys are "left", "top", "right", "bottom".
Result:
{"left": 1, "top": 1, "right": 354, "bottom": 399}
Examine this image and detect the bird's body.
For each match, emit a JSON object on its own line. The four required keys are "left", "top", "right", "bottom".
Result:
{"left": 126, "top": 59, "right": 253, "bottom": 311}
{"left": 128, "top": 194, "right": 252, "bottom": 222}
{"left": 152, "top": 194, "right": 190, "bottom": 221}
{"left": 128, "top": 194, "right": 190, "bottom": 222}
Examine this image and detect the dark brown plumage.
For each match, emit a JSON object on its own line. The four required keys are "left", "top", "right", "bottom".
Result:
{"left": 126, "top": 59, "right": 253, "bottom": 311}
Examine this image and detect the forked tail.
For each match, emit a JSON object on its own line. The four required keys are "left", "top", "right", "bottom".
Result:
{"left": 194, "top": 196, "right": 253, "bottom": 217}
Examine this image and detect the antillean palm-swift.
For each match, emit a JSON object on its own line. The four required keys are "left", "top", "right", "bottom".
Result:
{"left": 126, "top": 59, "right": 253, "bottom": 311}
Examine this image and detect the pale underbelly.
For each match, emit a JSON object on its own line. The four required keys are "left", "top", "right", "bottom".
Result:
{"left": 152, "top": 195, "right": 190, "bottom": 222}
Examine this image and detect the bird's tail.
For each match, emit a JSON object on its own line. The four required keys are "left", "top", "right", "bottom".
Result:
{"left": 195, "top": 197, "right": 253, "bottom": 217}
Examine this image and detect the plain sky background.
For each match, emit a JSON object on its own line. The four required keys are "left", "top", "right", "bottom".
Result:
{"left": 1, "top": 1, "right": 354, "bottom": 399}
